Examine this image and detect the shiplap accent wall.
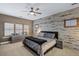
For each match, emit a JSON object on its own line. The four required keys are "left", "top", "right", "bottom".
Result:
{"left": 33, "top": 7, "right": 79, "bottom": 50}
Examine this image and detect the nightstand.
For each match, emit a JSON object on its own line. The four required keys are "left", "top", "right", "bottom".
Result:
{"left": 55, "top": 40, "right": 63, "bottom": 49}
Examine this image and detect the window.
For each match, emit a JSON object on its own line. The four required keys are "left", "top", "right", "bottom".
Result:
{"left": 4, "top": 23, "right": 14, "bottom": 36}
{"left": 64, "top": 19, "right": 78, "bottom": 27}
{"left": 15, "top": 24, "right": 23, "bottom": 35}
{"left": 24, "top": 25, "right": 29, "bottom": 35}
{"left": 4, "top": 22, "right": 29, "bottom": 36}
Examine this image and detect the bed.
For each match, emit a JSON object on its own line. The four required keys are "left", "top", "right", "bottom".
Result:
{"left": 23, "top": 31, "right": 58, "bottom": 56}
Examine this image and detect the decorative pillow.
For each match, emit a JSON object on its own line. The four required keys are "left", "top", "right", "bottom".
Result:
{"left": 43, "top": 33, "right": 49, "bottom": 38}
{"left": 44, "top": 33, "right": 55, "bottom": 39}
{"left": 11, "top": 33, "right": 19, "bottom": 36}
{"left": 52, "top": 34, "right": 55, "bottom": 39}
{"left": 38, "top": 32, "right": 44, "bottom": 37}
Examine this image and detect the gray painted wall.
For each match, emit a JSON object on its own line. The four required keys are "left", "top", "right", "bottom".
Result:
{"left": 33, "top": 7, "right": 79, "bottom": 49}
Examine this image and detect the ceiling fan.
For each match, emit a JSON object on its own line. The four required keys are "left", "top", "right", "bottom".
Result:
{"left": 29, "top": 7, "right": 42, "bottom": 16}
{"left": 24, "top": 7, "right": 42, "bottom": 16}
{"left": 71, "top": 3, "right": 78, "bottom": 5}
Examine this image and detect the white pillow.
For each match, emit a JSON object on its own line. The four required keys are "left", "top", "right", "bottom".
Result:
{"left": 52, "top": 34, "right": 55, "bottom": 39}
{"left": 38, "top": 33, "right": 44, "bottom": 37}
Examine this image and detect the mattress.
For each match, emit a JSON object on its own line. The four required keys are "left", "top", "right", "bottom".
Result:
{"left": 41, "top": 39, "right": 56, "bottom": 54}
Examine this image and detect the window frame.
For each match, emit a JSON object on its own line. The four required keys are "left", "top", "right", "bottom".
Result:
{"left": 15, "top": 24, "right": 23, "bottom": 35}
{"left": 4, "top": 23, "right": 14, "bottom": 36}
{"left": 64, "top": 18, "right": 78, "bottom": 28}
{"left": 4, "top": 22, "right": 29, "bottom": 36}
{"left": 23, "top": 25, "right": 29, "bottom": 35}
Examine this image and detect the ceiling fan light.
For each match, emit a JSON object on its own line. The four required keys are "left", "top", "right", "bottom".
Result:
{"left": 30, "top": 12, "right": 35, "bottom": 15}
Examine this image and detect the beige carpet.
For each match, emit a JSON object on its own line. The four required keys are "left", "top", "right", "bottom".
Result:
{"left": 0, "top": 42, "right": 79, "bottom": 56}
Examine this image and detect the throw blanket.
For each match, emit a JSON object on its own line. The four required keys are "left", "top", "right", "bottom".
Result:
{"left": 25, "top": 36, "right": 47, "bottom": 45}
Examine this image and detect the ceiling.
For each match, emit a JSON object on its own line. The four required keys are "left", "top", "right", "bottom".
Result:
{"left": 0, "top": 3, "right": 79, "bottom": 20}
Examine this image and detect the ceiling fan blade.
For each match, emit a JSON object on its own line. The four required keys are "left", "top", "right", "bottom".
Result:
{"left": 33, "top": 13, "right": 36, "bottom": 16}
{"left": 31, "top": 7, "right": 34, "bottom": 11}
{"left": 35, "top": 8, "right": 39, "bottom": 11}
{"left": 72, "top": 3, "right": 78, "bottom": 5}
{"left": 34, "top": 12, "right": 42, "bottom": 14}
{"left": 29, "top": 7, "right": 34, "bottom": 12}
{"left": 37, "top": 12, "right": 42, "bottom": 14}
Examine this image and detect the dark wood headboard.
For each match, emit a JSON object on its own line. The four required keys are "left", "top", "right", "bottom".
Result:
{"left": 41, "top": 31, "right": 58, "bottom": 39}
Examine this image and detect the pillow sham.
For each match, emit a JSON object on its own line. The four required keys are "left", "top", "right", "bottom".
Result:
{"left": 44, "top": 33, "right": 55, "bottom": 39}
{"left": 38, "top": 32, "right": 44, "bottom": 37}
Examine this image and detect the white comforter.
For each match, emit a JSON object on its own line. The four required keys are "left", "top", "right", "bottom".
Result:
{"left": 36, "top": 37, "right": 56, "bottom": 55}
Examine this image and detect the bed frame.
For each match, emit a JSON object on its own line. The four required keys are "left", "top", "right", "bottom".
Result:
{"left": 23, "top": 31, "right": 58, "bottom": 56}
{"left": 41, "top": 31, "right": 58, "bottom": 39}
